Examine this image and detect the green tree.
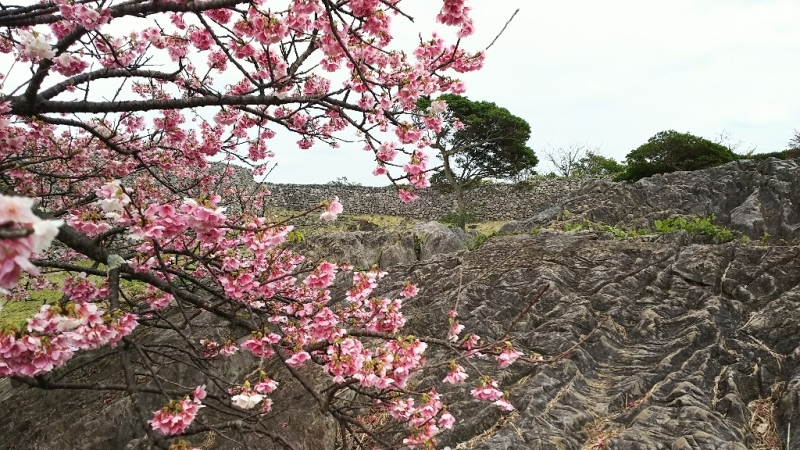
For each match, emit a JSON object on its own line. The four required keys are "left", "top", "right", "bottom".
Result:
{"left": 574, "top": 151, "right": 626, "bottom": 178}
{"left": 617, "top": 130, "right": 737, "bottom": 181}
{"left": 417, "top": 94, "right": 537, "bottom": 229}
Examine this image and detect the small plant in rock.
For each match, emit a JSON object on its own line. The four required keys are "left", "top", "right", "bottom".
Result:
{"left": 468, "top": 232, "right": 497, "bottom": 250}
{"left": 440, "top": 211, "right": 481, "bottom": 227}
{"left": 562, "top": 220, "right": 589, "bottom": 232}
{"left": 653, "top": 215, "right": 735, "bottom": 242}
{"left": 413, "top": 234, "right": 426, "bottom": 260}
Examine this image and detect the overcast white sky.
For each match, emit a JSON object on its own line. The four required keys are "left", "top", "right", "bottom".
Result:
{"left": 266, "top": 0, "right": 800, "bottom": 185}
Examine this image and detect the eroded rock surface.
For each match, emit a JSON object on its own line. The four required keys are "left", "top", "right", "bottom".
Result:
{"left": 299, "top": 221, "right": 468, "bottom": 269}
{"left": 501, "top": 158, "right": 800, "bottom": 241}
{"left": 381, "top": 231, "right": 799, "bottom": 449}
{"left": 1, "top": 160, "right": 799, "bottom": 449}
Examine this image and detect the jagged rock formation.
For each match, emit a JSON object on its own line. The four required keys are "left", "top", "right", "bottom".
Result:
{"left": 501, "top": 158, "right": 800, "bottom": 242}
{"left": 299, "top": 221, "right": 472, "bottom": 269}
{"left": 1, "top": 159, "right": 798, "bottom": 449}
{"left": 386, "top": 231, "right": 799, "bottom": 449}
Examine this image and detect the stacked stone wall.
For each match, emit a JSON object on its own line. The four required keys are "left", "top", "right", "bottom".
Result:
{"left": 260, "top": 180, "right": 585, "bottom": 221}
{"left": 212, "top": 163, "right": 587, "bottom": 220}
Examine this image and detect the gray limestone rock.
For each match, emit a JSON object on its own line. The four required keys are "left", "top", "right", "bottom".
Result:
{"left": 375, "top": 233, "right": 800, "bottom": 449}
{"left": 409, "top": 221, "right": 467, "bottom": 260}
{"left": 298, "top": 221, "right": 467, "bottom": 270}
{"left": 498, "top": 206, "right": 563, "bottom": 234}
{"left": 557, "top": 158, "right": 800, "bottom": 241}
{"left": 2, "top": 159, "right": 800, "bottom": 449}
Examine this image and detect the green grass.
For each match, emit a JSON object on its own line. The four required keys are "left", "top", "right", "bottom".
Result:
{"left": 549, "top": 214, "right": 741, "bottom": 243}
{"left": 0, "top": 261, "right": 147, "bottom": 330}
{"left": 653, "top": 215, "right": 735, "bottom": 242}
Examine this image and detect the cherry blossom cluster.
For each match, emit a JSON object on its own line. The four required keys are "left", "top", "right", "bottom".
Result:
{"left": 0, "top": 0, "right": 536, "bottom": 447}
{"left": 319, "top": 197, "right": 343, "bottom": 222}
{"left": 228, "top": 375, "right": 278, "bottom": 412}
{"left": 199, "top": 339, "right": 237, "bottom": 358}
{"left": 0, "top": 195, "right": 63, "bottom": 290}
{"left": 383, "top": 389, "right": 455, "bottom": 449}
{"left": 0, "top": 303, "right": 137, "bottom": 377}
{"left": 149, "top": 385, "right": 207, "bottom": 436}
{"left": 471, "top": 377, "right": 514, "bottom": 411}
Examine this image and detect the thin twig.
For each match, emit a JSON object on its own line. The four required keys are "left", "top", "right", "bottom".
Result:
{"left": 485, "top": 8, "right": 520, "bottom": 51}
{"left": 541, "top": 316, "right": 610, "bottom": 365}
{"left": 492, "top": 284, "right": 549, "bottom": 344}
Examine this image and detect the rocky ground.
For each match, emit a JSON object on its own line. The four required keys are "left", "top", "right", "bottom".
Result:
{"left": 388, "top": 230, "right": 799, "bottom": 449}
{"left": 1, "top": 158, "right": 798, "bottom": 449}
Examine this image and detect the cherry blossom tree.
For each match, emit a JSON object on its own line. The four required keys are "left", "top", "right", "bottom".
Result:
{"left": 0, "top": 1, "right": 540, "bottom": 449}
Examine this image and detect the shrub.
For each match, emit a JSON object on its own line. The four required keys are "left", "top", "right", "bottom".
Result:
{"left": 653, "top": 215, "right": 735, "bottom": 242}
{"left": 746, "top": 149, "right": 800, "bottom": 161}
{"left": 468, "top": 232, "right": 497, "bottom": 250}
{"left": 574, "top": 151, "right": 626, "bottom": 178}
{"left": 747, "top": 151, "right": 791, "bottom": 161}
{"left": 440, "top": 211, "right": 480, "bottom": 227}
{"left": 617, "top": 130, "right": 738, "bottom": 181}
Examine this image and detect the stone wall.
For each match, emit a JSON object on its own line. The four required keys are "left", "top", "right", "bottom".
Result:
{"left": 189, "top": 163, "right": 586, "bottom": 221}
{"left": 261, "top": 179, "right": 585, "bottom": 221}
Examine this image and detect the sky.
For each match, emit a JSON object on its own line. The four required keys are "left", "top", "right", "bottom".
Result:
{"left": 265, "top": 0, "right": 800, "bottom": 185}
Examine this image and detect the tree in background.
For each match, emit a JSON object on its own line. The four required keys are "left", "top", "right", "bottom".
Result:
{"left": 617, "top": 130, "right": 738, "bottom": 181}
{"left": 416, "top": 94, "right": 537, "bottom": 229}
{"left": 574, "top": 151, "right": 626, "bottom": 178}
{"left": 0, "top": 2, "right": 534, "bottom": 449}
{"left": 788, "top": 130, "right": 800, "bottom": 158}
{"left": 542, "top": 143, "right": 595, "bottom": 178}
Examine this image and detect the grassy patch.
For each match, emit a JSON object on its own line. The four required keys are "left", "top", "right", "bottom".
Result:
{"left": 0, "top": 298, "right": 50, "bottom": 330}
{"left": 653, "top": 215, "right": 735, "bottom": 242}
{"left": 468, "top": 220, "right": 507, "bottom": 236}
{"left": 550, "top": 214, "right": 742, "bottom": 243}
{"left": 0, "top": 261, "right": 147, "bottom": 329}
{"left": 348, "top": 214, "right": 410, "bottom": 231}
{"left": 468, "top": 232, "right": 498, "bottom": 250}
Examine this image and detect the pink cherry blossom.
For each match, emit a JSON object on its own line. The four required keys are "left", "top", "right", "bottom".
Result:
{"left": 398, "top": 189, "right": 419, "bottom": 203}
{"left": 231, "top": 391, "right": 263, "bottom": 410}
{"left": 149, "top": 387, "right": 206, "bottom": 436}
{"left": 304, "top": 261, "right": 338, "bottom": 289}
{"left": 95, "top": 180, "right": 130, "bottom": 215}
{"left": 497, "top": 345, "right": 523, "bottom": 368}
{"left": 471, "top": 378, "right": 504, "bottom": 402}
{"left": 286, "top": 350, "right": 311, "bottom": 367}
{"left": 219, "top": 342, "right": 238, "bottom": 357}
{"left": 438, "top": 411, "right": 455, "bottom": 429}
{"left": 443, "top": 363, "right": 468, "bottom": 384}
{"left": 0, "top": 195, "right": 39, "bottom": 224}
{"left": 376, "top": 142, "right": 398, "bottom": 162}
{"left": 494, "top": 397, "right": 515, "bottom": 411}
{"left": 254, "top": 378, "right": 278, "bottom": 394}
{"left": 18, "top": 30, "right": 55, "bottom": 60}
{"left": 319, "top": 197, "right": 343, "bottom": 222}
{"left": 400, "top": 283, "right": 419, "bottom": 298}
{"left": 31, "top": 219, "right": 63, "bottom": 253}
